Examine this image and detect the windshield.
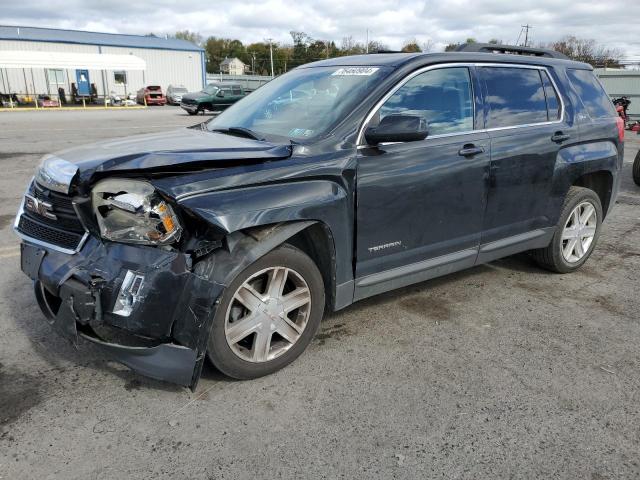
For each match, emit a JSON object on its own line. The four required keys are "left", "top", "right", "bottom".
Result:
{"left": 206, "top": 66, "right": 390, "bottom": 142}
{"left": 174, "top": 87, "right": 188, "bottom": 93}
{"left": 203, "top": 84, "right": 220, "bottom": 94}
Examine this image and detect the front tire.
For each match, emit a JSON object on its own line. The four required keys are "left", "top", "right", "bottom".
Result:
{"left": 532, "top": 186, "right": 603, "bottom": 273}
{"left": 203, "top": 245, "right": 325, "bottom": 380}
{"left": 633, "top": 150, "right": 640, "bottom": 186}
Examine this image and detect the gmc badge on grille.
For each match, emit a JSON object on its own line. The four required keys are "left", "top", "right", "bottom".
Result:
{"left": 24, "top": 194, "right": 57, "bottom": 220}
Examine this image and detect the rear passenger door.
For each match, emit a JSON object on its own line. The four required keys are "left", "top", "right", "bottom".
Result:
{"left": 478, "top": 65, "right": 575, "bottom": 262}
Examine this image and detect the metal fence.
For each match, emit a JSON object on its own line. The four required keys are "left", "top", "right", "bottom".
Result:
{"left": 205, "top": 74, "right": 272, "bottom": 92}
{"left": 596, "top": 69, "right": 640, "bottom": 119}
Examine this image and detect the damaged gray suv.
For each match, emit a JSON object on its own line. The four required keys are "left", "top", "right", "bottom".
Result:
{"left": 15, "top": 44, "right": 624, "bottom": 389}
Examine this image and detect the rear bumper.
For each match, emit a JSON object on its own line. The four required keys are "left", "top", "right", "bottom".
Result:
{"left": 145, "top": 97, "right": 166, "bottom": 105}
{"left": 20, "top": 237, "right": 221, "bottom": 389}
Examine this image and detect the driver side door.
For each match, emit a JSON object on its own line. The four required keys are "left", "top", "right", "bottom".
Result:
{"left": 354, "top": 66, "right": 490, "bottom": 300}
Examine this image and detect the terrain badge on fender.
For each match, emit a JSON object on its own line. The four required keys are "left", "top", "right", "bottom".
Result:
{"left": 368, "top": 241, "right": 402, "bottom": 253}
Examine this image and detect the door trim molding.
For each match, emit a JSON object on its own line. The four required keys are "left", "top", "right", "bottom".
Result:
{"left": 476, "top": 227, "right": 554, "bottom": 264}
{"left": 479, "top": 228, "right": 551, "bottom": 253}
{"left": 353, "top": 248, "right": 477, "bottom": 301}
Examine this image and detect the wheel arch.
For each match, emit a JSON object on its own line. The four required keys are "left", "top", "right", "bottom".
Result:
{"left": 192, "top": 219, "right": 348, "bottom": 314}
{"left": 284, "top": 222, "right": 337, "bottom": 313}
{"left": 179, "top": 180, "right": 355, "bottom": 310}
{"left": 552, "top": 141, "right": 620, "bottom": 221}
{"left": 572, "top": 170, "right": 613, "bottom": 217}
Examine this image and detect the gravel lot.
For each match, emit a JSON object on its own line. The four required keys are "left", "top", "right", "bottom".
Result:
{"left": 0, "top": 108, "right": 639, "bottom": 480}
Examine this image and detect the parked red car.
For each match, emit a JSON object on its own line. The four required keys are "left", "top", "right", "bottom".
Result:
{"left": 136, "top": 85, "right": 166, "bottom": 106}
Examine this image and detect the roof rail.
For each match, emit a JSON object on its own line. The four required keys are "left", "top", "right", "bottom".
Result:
{"left": 455, "top": 43, "right": 568, "bottom": 60}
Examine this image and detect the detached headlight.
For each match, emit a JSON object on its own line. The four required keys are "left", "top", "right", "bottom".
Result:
{"left": 92, "top": 179, "right": 181, "bottom": 246}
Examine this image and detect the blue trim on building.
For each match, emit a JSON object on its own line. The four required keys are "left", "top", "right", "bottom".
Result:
{"left": 0, "top": 25, "right": 204, "bottom": 52}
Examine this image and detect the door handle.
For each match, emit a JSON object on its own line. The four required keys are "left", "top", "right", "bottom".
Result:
{"left": 551, "top": 132, "right": 571, "bottom": 143}
{"left": 458, "top": 145, "right": 484, "bottom": 157}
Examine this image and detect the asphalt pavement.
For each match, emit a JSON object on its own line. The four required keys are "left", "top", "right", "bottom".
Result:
{"left": 0, "top": 108, "right": 639, "bottom": 480}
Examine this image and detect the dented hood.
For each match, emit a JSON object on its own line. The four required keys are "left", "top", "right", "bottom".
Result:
{"left": 42, "top": 127, "right": 292, "bottom": 187}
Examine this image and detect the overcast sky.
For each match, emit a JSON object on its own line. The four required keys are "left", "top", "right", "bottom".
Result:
{"left": 3, "top": 1, "right": 639, "bottom": 60}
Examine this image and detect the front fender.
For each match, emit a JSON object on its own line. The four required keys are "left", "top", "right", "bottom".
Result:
{"left": 177, "top": 179, "right": 353, "bottom": 288}
{"left": 179, "top": 180, "right": 346, "bottom": 231}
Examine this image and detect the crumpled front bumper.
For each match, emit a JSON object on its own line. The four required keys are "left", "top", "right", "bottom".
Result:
{"left": 20, "top": 237, "right": 222, "bottom": 389}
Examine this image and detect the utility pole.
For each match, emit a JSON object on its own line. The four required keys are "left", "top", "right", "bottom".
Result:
{"left": 265, "top": 38, "right": 274, "bottom": 78}
{"left": 366, "top": 29, "right": 369, "bottom": 54}
{"left": 521, "top": 24, "right": 532, "bottom": 47}
{"left": 249, "top": 52, "right": 256, "bottom": 74}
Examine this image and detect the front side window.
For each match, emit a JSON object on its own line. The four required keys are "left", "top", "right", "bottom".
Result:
{"left": 566, "top": 69, "right": 616, "bottom": 119}
{"left": 114, "top": 71, "right": 127, "bottom": 85}
{"left": 203, "top": 84, "right": 219, "bottom": 95}
{"left": 375, "top": 67, "right": 474, "bottom": 136}
{"left": 232, "top": 86, "right": 242, "bottom": 95}
{"left": 481, "top": 67, "right": 548, "bottom": 128}
{"left": 47, "top": 69, "right": 65, "bottom": 86}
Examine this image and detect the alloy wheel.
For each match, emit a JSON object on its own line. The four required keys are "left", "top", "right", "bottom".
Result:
{"left": 561, "top": 201, "right": 597, "bottom": 263}
{"left": 224, "top": 266, "right": 312, "bottom": 363}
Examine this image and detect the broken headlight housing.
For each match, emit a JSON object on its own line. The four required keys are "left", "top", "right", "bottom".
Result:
{"left": 92, "top": 179, "right": 182, "bottom": 246}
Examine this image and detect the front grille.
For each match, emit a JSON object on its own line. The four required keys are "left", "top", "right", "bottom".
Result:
{"left": 17, "top": 182, "right": 86, "bottom": 251}
{"left": 28, "top": 182, "right": 85, "bottom": 233}
{"left": 18, "top": 215, "right": 84, "bottom": 250}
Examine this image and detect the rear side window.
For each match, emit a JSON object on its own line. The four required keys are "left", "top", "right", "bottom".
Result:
{"left": 566, "top": 69, "right": 616, "bottom": 119}
{"left": 480, "top": 67, "right": 548, "bottom": 128}
{"left": 541, "top": 71, "right": 561, "bottom": 121}
{"left": 232, "top": 86, "right": 242, "bottom": 95}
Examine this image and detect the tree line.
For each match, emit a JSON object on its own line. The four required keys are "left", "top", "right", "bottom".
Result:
{"left": 444, "top": 36, "right": 623, "bottom": 68}
{"left": 173, "top": 30, "right": 623, "bottom": 74}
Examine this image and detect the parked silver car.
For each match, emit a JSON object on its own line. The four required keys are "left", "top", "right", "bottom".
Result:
{"left": 166, "top": 85, "right": 188, "bottom": 105}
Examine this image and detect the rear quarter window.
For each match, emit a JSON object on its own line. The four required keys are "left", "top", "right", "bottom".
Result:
{"left": 566, "top": 69, "right": 616, "bottom": 119}
{"left": 480, "top": 67, "right": 549, "bottom": 128}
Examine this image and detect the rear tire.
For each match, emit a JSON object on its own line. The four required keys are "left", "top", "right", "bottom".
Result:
{"left": 531, "top": 186, "right": 603, "bottom": 273}
{"left": 633, "top": 150, "right": 640, "bottom": 186}
{"left": 201, "top": 244, "right": 325, "bottom": 380}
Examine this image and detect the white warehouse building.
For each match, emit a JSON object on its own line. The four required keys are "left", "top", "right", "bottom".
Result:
{"left": 0, "top": 25, "right": 205, "bottom": 101}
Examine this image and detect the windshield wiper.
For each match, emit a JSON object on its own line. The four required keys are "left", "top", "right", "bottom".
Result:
{"left": 211, "top": 127, "right": 265, "bottom": 141}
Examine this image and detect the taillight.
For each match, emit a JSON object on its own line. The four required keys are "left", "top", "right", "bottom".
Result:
{"left": 616, "top": 116, "right": 625, "bottom": 142}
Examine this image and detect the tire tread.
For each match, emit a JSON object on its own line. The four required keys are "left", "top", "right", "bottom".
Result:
{"left": 633, "top": 150, "right": 640, "bottom": 186}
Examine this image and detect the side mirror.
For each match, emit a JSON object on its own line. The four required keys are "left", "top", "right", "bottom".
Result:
{"left": 216, "top": 90, "right": 225, "bottom": 98}
{"left": 364, "top": 114, "right": 428, "bottom": 145}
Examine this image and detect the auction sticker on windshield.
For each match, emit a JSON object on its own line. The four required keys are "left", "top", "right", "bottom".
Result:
{"left": 332, "top": 67, "right": 380, "bottom": 76}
